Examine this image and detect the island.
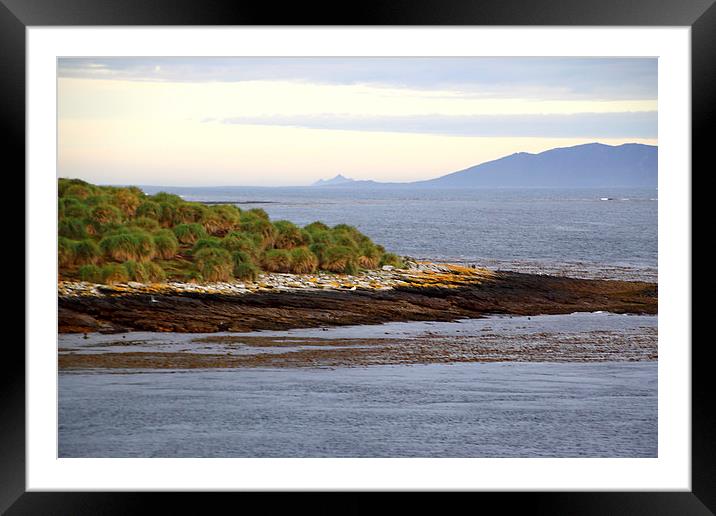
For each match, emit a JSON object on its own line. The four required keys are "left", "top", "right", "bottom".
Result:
{"left": 58, "top": 178, "right": 657, "bottom": 338}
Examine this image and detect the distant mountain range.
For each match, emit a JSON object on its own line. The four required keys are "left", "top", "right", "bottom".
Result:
{"left": 311, "top": 143, "right": 657, "bottom": 188}
{"left": 312, "top": 174, "right": 356, "bottom": 186}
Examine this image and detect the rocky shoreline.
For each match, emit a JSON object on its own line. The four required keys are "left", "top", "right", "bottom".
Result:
{"left": 58, "top": 263, "right": 657, "bottom": 334}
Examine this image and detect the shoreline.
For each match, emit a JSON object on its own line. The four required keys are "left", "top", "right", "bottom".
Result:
{"left": 59, "top": 263, "right": 657, "bottom": 334}
{"left": 58, "top": 313, "right": 658, "bottom": 370}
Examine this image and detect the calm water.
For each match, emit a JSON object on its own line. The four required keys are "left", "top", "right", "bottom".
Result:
{"left": 59, "top": 314, "right": 657, "bottom": 458}
{"left": 140, "top": 186, "right": 658, "bottom": 281}
{"left": 59, "top": 361, "right": 657, "bottom": 458}
{"left": 62, "top": 188, "right": 658, "bottom": 458}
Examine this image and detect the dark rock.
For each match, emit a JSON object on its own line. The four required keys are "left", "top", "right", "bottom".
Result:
{"left": 58, "top": 271, "right": 657, "bottom": 334}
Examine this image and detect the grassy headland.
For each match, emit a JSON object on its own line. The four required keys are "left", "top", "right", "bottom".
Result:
{"left": 58, "top": 178, "right": 404, "bottom": 284}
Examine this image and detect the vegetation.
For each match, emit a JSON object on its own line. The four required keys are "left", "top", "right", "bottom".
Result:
{"left": 57, "top": 178, "right": 405, "bottom": 284}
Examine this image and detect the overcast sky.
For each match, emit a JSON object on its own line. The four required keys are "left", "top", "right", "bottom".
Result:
{"left": 58, "top": 57, "right": 657, "bottom": 186}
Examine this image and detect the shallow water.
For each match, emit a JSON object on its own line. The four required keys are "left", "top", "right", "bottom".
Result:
{"left": 58, "top": 313, "right": 657, "bottom": 458}
{"left": 58, "top": 312, "right": 658, "bottom": 356}
{"left": 59, "top": 361, "right": 656, "bottom": 458}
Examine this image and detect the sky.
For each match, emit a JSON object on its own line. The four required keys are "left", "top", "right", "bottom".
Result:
{"left": 58, "top": 57, "right": 657, "bottom": 186}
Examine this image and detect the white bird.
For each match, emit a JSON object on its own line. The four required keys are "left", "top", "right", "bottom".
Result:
{"left": 150, "top": 295, "right": 158, "bottom": 303}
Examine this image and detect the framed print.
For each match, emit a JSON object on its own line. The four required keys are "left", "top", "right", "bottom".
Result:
{"left": 5, "top": 0, "right": 711, "bottom": 512}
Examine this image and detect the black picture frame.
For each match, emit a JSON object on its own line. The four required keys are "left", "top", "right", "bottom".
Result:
{"left": 4, "top": 0, "right": 710, "bottom": 512}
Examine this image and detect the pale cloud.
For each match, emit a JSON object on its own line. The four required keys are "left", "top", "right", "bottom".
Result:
{"left": 59, "top": 118, "right": 657, "bottom": 186}
{"left": 58, "top": 57, "right": 657, "bottom": 101}
{"left": 58, "top": 78, "right": 657, "bottom": 120}
{"left": 219, "top": 112, "right": 657, "bottom": 138}
{"left": 57, "top": 57, "right": 658, "bottom": 186}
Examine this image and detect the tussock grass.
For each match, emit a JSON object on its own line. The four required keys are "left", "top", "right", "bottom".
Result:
{"left": 173, "top": 223, "right": 207, "bottom": 245}
{"left": 123, "top": 260, "right": 167, "bottom": 283}
{"left": 201, "top": 204, "right": 240, "bottom": 236}
{"left": 192, "top": 237, "right": 223, "bottom": 254}
{"left": 289, "top": 247, "right": 318, "bottom": 273}
{"left": 58, "top": 217, "right": 88, "bottom": 240}
{"left": 100, "top": 231, "right": 155, "bottom": 262}
{"left": 193, "top": 247, "right": 234, "bottom": 282}
{"left": 380, "top": 252, "right": 405, "bottom": 268}
{"left": 221, "top": 231, "right": 261, "bottom": 258}
{"left": 58, "top": 178, "right": 400, "bottom": 284}
{"left": 58, "top": 237, "right": 76, "bottom": 267}
{"left": 262, "top": 249, "right": 292, "bottom": 273}
{"left": 153, "top": 230, "right": 179, "bottom": 259}
{"left": 273, "top": 220, "right": 308, "bottom": 249}
{"left": 233, "top": 261, "right": 260, "bottom": 281}
{"left": 321, "top": 245, "right": 358, "bottom": 274}
{"left": 89, "top": 204, "right": 123, "bottom": 227}
{"left": 77, "top": 264, "right": 102, "bottom": 283}
{"left": 136, "top": 201, "right": 162, "bottom": 219}
{"left": 101, "top": 263, "right": 130, "bottom": 284}
{"left": 73, "top": 239, "right": 101, "bottom": 265}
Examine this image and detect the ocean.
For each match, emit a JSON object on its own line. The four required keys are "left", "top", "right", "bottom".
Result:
{"left": 140, "top": 185, "right": 658, "bottom": 281}
{"left": 59, "top": 360, "right": 657, "bottom": 458}
{"left": 58, "top": 313, "right": 658, "bottom": 458}
{"left": 59, "top": 186, "right": 658, "bottom": 459}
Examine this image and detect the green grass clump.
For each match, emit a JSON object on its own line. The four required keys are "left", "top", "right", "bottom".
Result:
{"left": 233, "top": 260, "right": 260, "bottom": 282}
{"left": 192, "top": 237, "right": 223, "bottom": 254}
{"left": 380, "top": 252, "right": 405, "bottom": 268}
{"left": 123, "top": 260, "right": 166, "bottom": 283}
{"left": 246, "top": 207, "right": 269, "bottom": 220}
{"left": 241, "top": 214, "right": 277, "bottom": 248}
{"left": 201, "top": 204, "right": 240, "bottom": 236}
{"left": 113, "top": 188, "right": 141, "bottom": 217}
{"left": 62, "top": 183, "right": 93, "bottom": 200}
{"left": 262, "top": 249, "right": 292, "bottom": 273}
{"left": 273, "top": 220, "right": 308, "bottom": 249}
{"left": 59, "top": 178, "right": 95, "bottom": 198}
{"left": 151, "top": 192, "right": 183, "bottom": 204}
{"left": 289, "top": 247, "right": 318, "bottom": 273}
{"left": 143, "top": 262, "right": 166, "bottom": 282}
{"left": 193, "top": 247, "right": 233, "bottom": 282}
{"left": 136, "top": 200, "right": 162, "bottom": 219}
{"left": 158, "top": 202, "right": 177, "bottom": 228}
{"left": 101, "top": 263, "right": 130, "bottom": 284}
{"left": 185, "top": 269, "right": 203, "bottom": 283}
{"left": 357, "top": 244, "right": 382, "bottom": 269}
{"left": 99, "top": 233, "right": 135, "bottom": 262}
{"left": 73, "top": 239, "right": 101, "bottom": 265}
{"left": 122, "top": 260, "right": 147, "bottom": 282}
{"left": 89, "top": 204, "right": 123, "bottom": 227}
{"left": 174, "top": 202, "right": 206, "bottom": 225}
{"left": 173, "top": 223, "right": 207, "bottom": 245}
{"left": 232, "top": 250, "right": 252, "bottom": 265}
{"left": 58, "top": 178, "right": 400, "bottom": 284}
{"left": 221, "top": 231, "right": 261, "bottom": 258}
{"left": 153, "top": 230, "right": 179, "bottom": 259}
{"left": 58, "top": 217, "right": 88, "bottom": 240}
{"left": 59, "top": 197, "right": 90, "bottom": 219}
{"left": 58, "top": 237, "right": 76, "bottom": 267}
{"left": 130, "top": 216, "right": 160, "bottom": 233}
{"left": 320, "top": 245, "right": 358, "bottom": 274}
{"left": 100, "top": 231, "right": 156, "bottom": 262}
{"left": 78, "top": 264, "right": 103, "bottom": 283}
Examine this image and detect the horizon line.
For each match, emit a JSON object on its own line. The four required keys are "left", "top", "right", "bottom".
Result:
{"left": 60, "top": 141, "right": 658, "bottom": 189}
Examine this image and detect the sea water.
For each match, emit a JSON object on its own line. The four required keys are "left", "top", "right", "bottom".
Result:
{"left": 59, "top": 360, "right": 657, "bottom": 458}
{"left": 59, "top": 187, "right": 659, "bottom": 458}
{"left": 139, "top": 186, "right": 657, "bottom": 281}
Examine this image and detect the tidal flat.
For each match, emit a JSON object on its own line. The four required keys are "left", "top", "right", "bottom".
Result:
{"left": 58, "top": 313, "right": 657, "bottom": 458}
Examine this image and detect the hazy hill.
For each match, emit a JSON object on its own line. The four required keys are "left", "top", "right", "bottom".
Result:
{"left": 415, "top": 143, "right": 657, "bottom": 188}
{"left": 311, "top": 143, "right": 657, "bottom": 188}
{"left": 312, "top": 174, "right": 356, "bottom": 186}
